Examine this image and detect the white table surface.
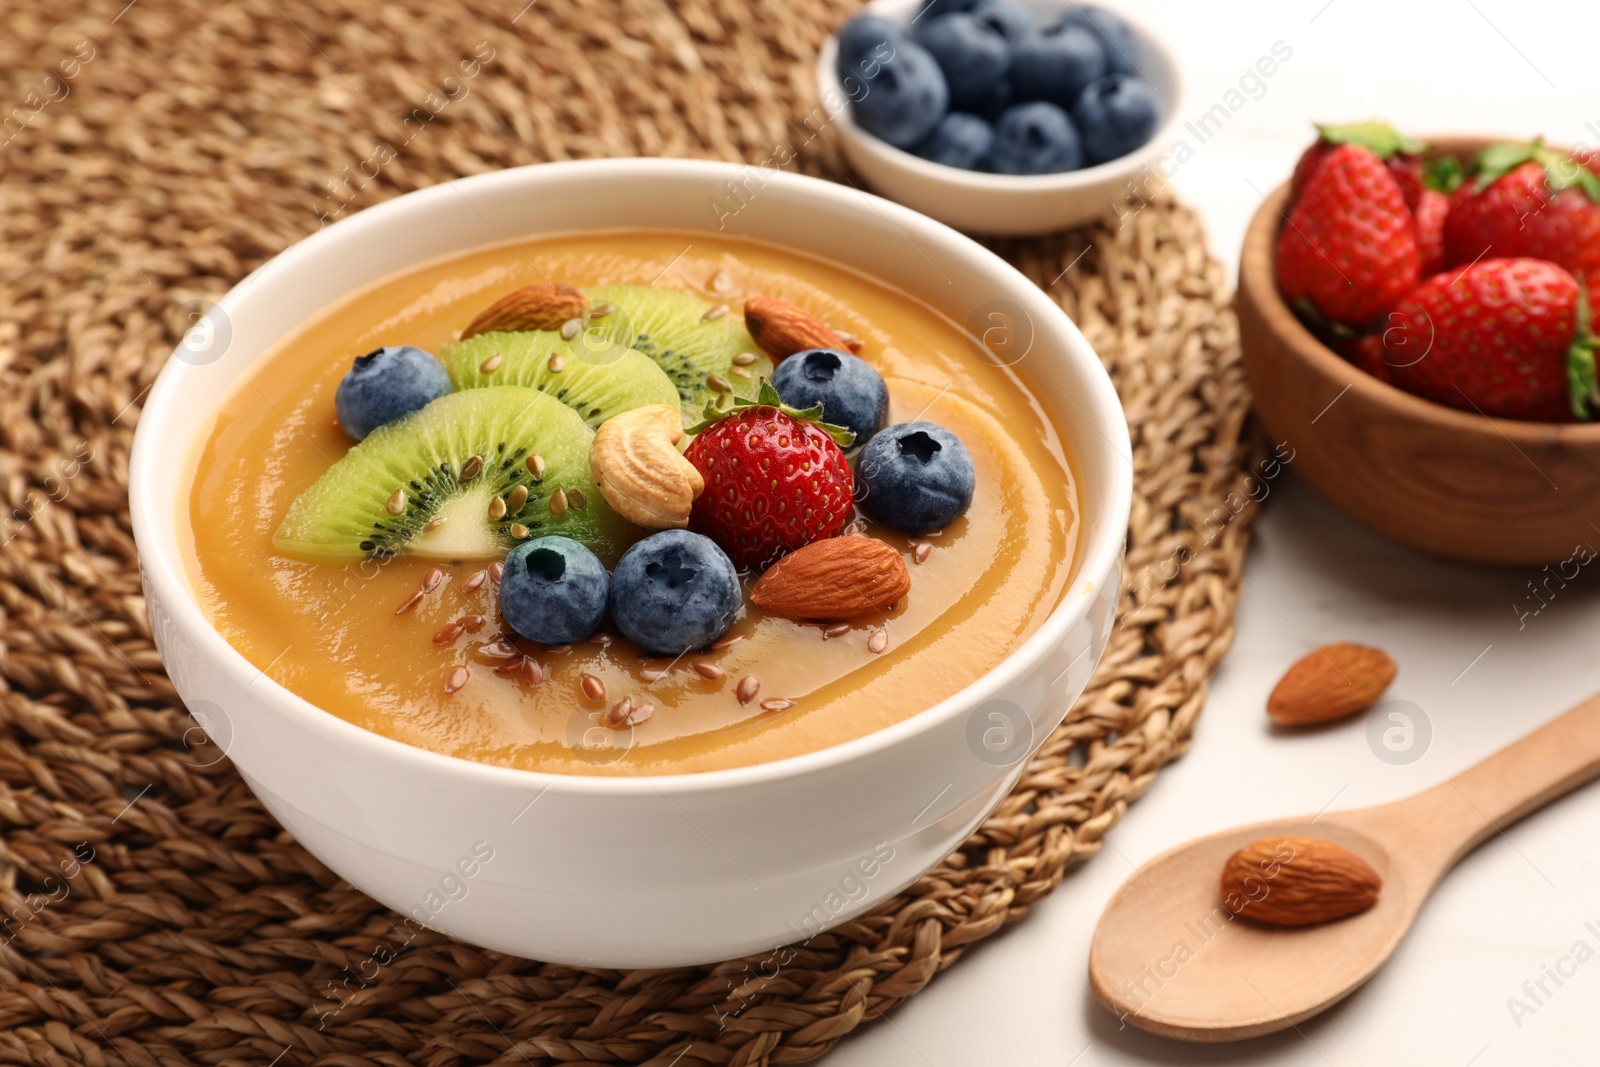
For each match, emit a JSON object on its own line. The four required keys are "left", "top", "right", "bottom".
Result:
{"left": 829, "top": 2, "right": 1600, "bottom": 1063}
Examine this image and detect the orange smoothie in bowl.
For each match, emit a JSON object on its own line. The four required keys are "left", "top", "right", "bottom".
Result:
{"left": 184, "top": 230, "right": 1080, "bottom": 775}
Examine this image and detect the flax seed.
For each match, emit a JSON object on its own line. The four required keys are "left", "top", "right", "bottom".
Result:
{"left": 702, "top": 305, "right": 728, "bottom": 322}
{"left": 548, "top": 352, "right": 567, "bottom": 371}
{"left": 706, "top": 373, "right": 732, "bottom": 394}
{"left": 710, "top": 269, "right": 733, "bottom": 293}
{"left": 567, "top": 487, "right": 586, "bottom": 510}
{"left": 458, "top": 614, "right": 486, "bottom": 633}
{"left": 432, "top": 622, "right": 462, "bottom": 645}
{"left": 730, "top": 367, "right": 753, "bottom": 379}
{"left": 422, "top": 567, "right": 444, "bottom": 593}
{"left": 640, "top": 664, "right": 668, "bottom": 682}
{"left": 463, "top": 569, "right": 488, "bottom": 592}
{"left": 760, "top": 698, "right": 795, "bottom": 712}
{"left": 732, "top": 351, "right": 758, "bottom": 366}
{"left": 607, "top": 697, "right": 633, "bottom": 728}
{"left": 490, "top": 561, "right": 505, "bottom": 582}
{"left": 629, "top": 702, "right": 655, "bottom": 725}
{"left": 736, "top": 675, "right": 760, "bottom": 705}
{"left": 914, "top": 542, "right": 932, "bottom": 565}
{"left": 394, "top": 591, "right": 424, "bottom": 615}
{"left": 495, "top": 654, "right": 526, "bottom": 675}
{"left": 712, "top": 633, "right": 743, "bottom": 650}
{"left": 445, "top": 666, "right": 470, "bottom": 694}
{"left": 581, "top": 673, "right": 605, "bottom": 701}
{"left": 479, "top": 638, "right": 517, "bottom": 659}
{"left": 459, "top": 455, "right": 483, "bottom": 482}
{"left": 522, "top": 658, "right": 547, "bottom": 685}
{"left": 692, "top": 661, "right": 723, "bottom": 681}
{"left": 823, "top": 623, "right": 849, "bottom": 638}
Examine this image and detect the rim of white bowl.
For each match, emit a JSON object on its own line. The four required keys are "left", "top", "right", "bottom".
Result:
{"left": 129, "top": 157, "right": 1133, "bottom": 797}
{"left": 817, "top": 0, "right": 1188, "bottom": 195}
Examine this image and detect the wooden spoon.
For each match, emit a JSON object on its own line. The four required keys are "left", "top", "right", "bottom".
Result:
{"left": 1089, "top": 690, "right": 1600, "bottom": 1042}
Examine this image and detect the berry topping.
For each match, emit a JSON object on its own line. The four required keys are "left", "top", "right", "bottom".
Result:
{"left": 608, "top": 530, "right": 741, "bottom": 656}
{"left": 683, "top": 381, "right": 856, "bottom": 571}
{"left": 770, "top": 348, "right": 889, "bottom": 446}
{"left": 855, "top": 421, "right": 976, "bottom": 533}
{"left": 335, "top": 345, "right": 452, "bottom": 440}
{"left": 499, "top": 536, "right": 610, "bottom": 645}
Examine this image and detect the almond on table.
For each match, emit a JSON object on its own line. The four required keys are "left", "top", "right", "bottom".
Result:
{"left": 1267, "top": 642, "right": 1396, "bottom": 726}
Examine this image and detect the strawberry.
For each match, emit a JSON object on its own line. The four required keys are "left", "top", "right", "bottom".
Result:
{"left": 1290, "top": 122, "right": 1426, "bottom": 212}
{"left": 1384, "top": 259, "right": 1598, "bottom": 423}
{"left": 1276, "top": 144, "right": 1421, "bottom": 329}
{"left": 1442, "top": 141, "right": 1600, "bottom": 282}
{"left": 683, "top": 381, "right": 856, "bottom": 571}
{"left": 1413, "top": 188, "right": 1450, "bottom": 277}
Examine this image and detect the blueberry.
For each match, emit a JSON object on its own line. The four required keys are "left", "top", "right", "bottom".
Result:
{"left": 851, "top": 41, "right": 949, "bottom": 148}
{"left": 836, "top": 14, "right": 905, "bottom": 84}
{"left": 1072, "top": 74, "right": 1160, "bottom": 164}
{"left": 1010, "top": 23, "right": 1106, "bottom": 107}
{"left": 969, "top": 0, "right": 1033, "bottom": 45}
{"left": 855, "top": 422, "right": 976, "bottom": 533}
{"left": 499, "top": 536, "right": 609, "bottom": 645}
{"left": 608, "top": 530, "right": 740, "bottom": 656}
{"left": 912, "top": 112, "right": 995, "bottom": 170}
{"left": 334, "top": 345, "right": 451, "bottom": 440}
{"left": 990, "top": 102, "right": 1084, "bottom": 174}
{"left": 772, "top": 349, "right": 890, "bottom": 445}
{"left": 914, "top": 14, "right": 1009, "bottom": 110}
{"left": 1053, "top": 7, "right": 1140, "bottom": 75}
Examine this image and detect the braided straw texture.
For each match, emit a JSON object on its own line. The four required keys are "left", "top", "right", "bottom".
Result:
{"left": 0, "top": 0, "right": 1264, "bottom": 1063}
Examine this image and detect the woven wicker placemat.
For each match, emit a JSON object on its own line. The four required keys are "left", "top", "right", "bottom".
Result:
{"left": 0, "top": 1, "right": 1262, "bottom": 1063}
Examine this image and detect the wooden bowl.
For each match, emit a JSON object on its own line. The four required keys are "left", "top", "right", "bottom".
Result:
{"left": 1237, "top": 136, "right": 1600, "bottom": 566}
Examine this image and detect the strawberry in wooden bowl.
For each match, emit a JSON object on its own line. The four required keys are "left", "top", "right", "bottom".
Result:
{"left": 1238, "top": 127, "right": 1600, "bottom": 565}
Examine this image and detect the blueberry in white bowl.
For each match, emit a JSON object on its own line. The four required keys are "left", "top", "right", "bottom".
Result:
{"left": 1073, "top": 73, "right": 1160, "bottom": 165}
{"left": 968, "top": 0, "right": 1033, "bottom": 45}
{"left": 836, "top": 13, "right": 904, "bottom": 84}
{"left": 914, "top": 13, "right": 1009, "bottom": 110}
{"left": 334, "top": 345, "right": 451, "bottom": 440}
{"left": 771, "top": 348, "right": 890, "bottom": 445}
{"left": 1055, "top": 5, "right": 1141, "bottom": 75}
{"left": 990, "top": 101, "right": 1083, "bottom": 175}
{"left": 500, "top": 536, "right": 610, "bottom": 646}
{"left": 855, "top": 421, "right": 976, "bottom": 533}
{"left": 851, "top": 41, "right": 950, "bottom": 148}
{"left": 913, "top": 112, "right": 994, "bottom": 170}
{"left": 608, "top": 530, "right": 741, "bottom": 656}
{"left": 1010, "top": 20, "right": 1106, "bottom": 107}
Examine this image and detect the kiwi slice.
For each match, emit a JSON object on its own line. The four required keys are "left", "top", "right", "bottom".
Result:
{"left": 585, "top": 284, "right": 775, "bottom": 421}
{"left": 438, "top": 330, "right": 681, "bottom": 429}
{"left": 273, "top": 386, "right": 632, "bottom": 563}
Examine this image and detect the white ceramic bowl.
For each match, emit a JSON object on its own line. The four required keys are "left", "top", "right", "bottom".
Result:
{"left": 818, "top": 0, "right": 1186, "bottom": 235}
{"left": 130, "top": 158, "right": 1131, "bottom": 967}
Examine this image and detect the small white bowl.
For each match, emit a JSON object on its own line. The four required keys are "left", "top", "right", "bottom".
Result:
{"left": 129, "top": 159, "right": 1131, "bottom": 967}
{"left": 818, "top": 0, "right": 1186, "bottom": 235}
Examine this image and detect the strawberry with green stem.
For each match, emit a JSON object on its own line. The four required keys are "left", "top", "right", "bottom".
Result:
{"left": 1443, "top": 141, "right": 1600, "bottom": 286}
{"left": 1277, "top": 143, "right": 1421, "bottom": 330}
{"left": 683, "top": 381, "right": 856, "bottom": 572}
{"left": 1290, "top": 122, "right": 1426, "bottom": 213}
{"left": 1384, "top": 258, "right": 1598, "bottom": 423}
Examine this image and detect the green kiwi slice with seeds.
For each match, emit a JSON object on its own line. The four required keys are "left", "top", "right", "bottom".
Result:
{"left": 437, "top": 330, "right": 680, "bottom": 429}
{"left": 273, "top": 385, "right": 632, "bottom": 563}
{"left": 583, "top": 284, "right": 775, "bottom": 422}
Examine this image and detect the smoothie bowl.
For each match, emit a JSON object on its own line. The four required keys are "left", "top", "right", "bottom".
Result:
{"left": 130, "top": 159, "right": 1130, "bottom": 966}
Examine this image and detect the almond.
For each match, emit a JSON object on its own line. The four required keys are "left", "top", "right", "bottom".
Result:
{"left": 1267, "top": 642, "right": 1396, "bottom": 725}
{"left": 751, "top": 537, "right": 910, "bottom": 620}
{"left": 744, "top": 295, "right": 848, "bottom": 361}
{"left": 462, "top": 283, "right": 589, "bottom": 338}
{"left": 1220, "top": 836, "right": 1382, "bottom": 926}
{"left": 589, "top": 405, "right": 703, "bottom": 529}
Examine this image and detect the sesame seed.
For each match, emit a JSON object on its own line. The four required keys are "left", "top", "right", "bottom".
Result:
{"left": 559, "top": 319, "right": 581, "bottom": 341}
{"left": 548, "top": 352, "right": 567, "bottom": 371}
{"left": 549, "top": 489, "right": 568, "bottom": 516}
{"left": 459, "top": 455, "right": 483, "bottom": 482}
{"left": 488, "top": 496, "right": 507, "bottom": 521}
{"left": 527, "top": 454, "right": 546, "bottom": 479}
{"left": 732, "top": 351, "right": 758, "bottom": 365}
{"left": 869, "top": 630, "right": 888, "bottom": 654}
{"left": 480, "top": 353, "right": 504, "bottom": 374}
{"left": 702, "top": 305, "right": 729, "bottom": 322}
{"left": 386, "top": 489, "right": 406, "bottom": 516}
